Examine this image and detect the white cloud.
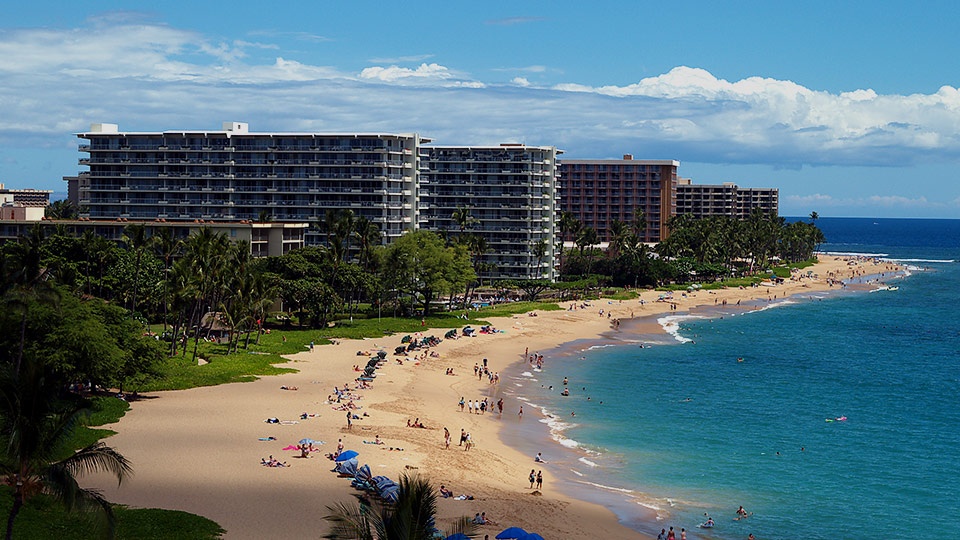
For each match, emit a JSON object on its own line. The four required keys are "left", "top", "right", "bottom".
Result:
{"left": 494, "top": 65, "right": 547, "bottom": 73}
{"left": 786, "top": 193, "right": 938, "bottom": 209}
{"left": 7, "top": 16, "right": 960, "bottom": 205}
{"left": 359, "top": 63, "right": 452, "bottom": 82}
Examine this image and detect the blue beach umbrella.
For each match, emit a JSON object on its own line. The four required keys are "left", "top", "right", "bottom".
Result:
{"left": 445, "top": 534, "right": 470, "bottom": 540}
{"left": 520, "top": 534, "right": 544, "bottom": 540}
{"left": 496, "top": 527, "right": 528, "bottom": 539}
{"left": 335, "top": 449, "right": 359, "bottom": 462}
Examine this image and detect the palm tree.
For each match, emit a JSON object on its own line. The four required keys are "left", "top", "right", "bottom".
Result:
{"left": 324, "top": 473, "right": 473, "bottom": 540}
{"left": 607, "top": 220, "right": 630, "bottom": 258}
{"left": 44, "top": 199, "right": 79, "bottom": 220}
{"left": 631, "top": 207, "right": 647, "bottom": 241}
{"left": 3, "top": 225, "right": 60, "bottom": 380}
{"left": 121, "top": 223, "right": 149, "bottom": 319}
{"left": 532, "top": 239, "right": 548, "bottom": 279}
{"left": 353, "top": 217, "right": 382, "bottom": 273}
{"left": 152, "top": 228, "right": 182, "bottom": 332}
{"left": 0, "top": 360, "right": 132, "bottom": 540}
{"left": 558, "top": 211, "right": 581, "bottom": 276}
{"left": 450, "top": 206, "right": 477, "bottom": 241}
{"left": 575, "top": 226, "right": 598, "bottom": 256}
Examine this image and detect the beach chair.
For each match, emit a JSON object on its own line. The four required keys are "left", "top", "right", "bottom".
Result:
{"left": 379, "top": 484, "right": 400, "bottom": 503}
{"left": 332, "top": 457, "right": 358, "bottom": 477}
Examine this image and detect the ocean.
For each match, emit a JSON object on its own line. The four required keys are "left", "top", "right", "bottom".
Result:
{"left": 499, "top": 217, "right": 960, "bottom": 540}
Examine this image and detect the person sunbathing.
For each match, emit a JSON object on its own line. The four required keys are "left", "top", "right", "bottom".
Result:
{"left": 439, "top": 485, "right": 453, "bottom": 498}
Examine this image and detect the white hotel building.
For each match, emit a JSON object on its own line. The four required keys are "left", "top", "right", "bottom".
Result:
{"left": 422, "top": 144, "right": 561, "bottom": 281}
{"left": 67, "top": 122, "right": 426, "bottom": 245}
{"left": 67, "top": 123, "right": 560, "bottom": 280}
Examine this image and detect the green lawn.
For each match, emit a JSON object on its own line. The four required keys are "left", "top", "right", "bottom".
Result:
{"left": 142, "top": 302, "right": 562, "bottom": 392}
{"left": 0, "top": 489, "right": 224, "bottom": 540}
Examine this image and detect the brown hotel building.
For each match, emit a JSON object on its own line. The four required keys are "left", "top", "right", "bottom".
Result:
{"left": 559, "top": 155, "right": 679, "bottom": 242}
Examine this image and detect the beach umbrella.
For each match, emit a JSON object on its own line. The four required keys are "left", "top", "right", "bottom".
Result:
{"left": 520, "top": 534, "right": 544, "bottom": 540}
{"left": 298, "top": 438, "right": 318, "bottom": 445}
{"left": 445, "top": 534, "right": 470, "bottom": 540}
{"left": 335, "top": 450, "right": 359, "bottom": 462}
{"left": 496, "top": 527, "right": 528, "bottom": 539}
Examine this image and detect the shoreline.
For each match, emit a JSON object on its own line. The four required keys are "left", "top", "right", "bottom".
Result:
{"left": 83, "top": 255, "right": 902, "bottom": 539}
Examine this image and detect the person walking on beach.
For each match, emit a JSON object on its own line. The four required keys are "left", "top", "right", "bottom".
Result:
{"left": 518, "top": 405, "right": 523, "bottom": 420}
{"left": 459, "top": 428, "right": 467, "bottom": 446}
{"left": 459, "top": 396, "right": 465, "bottom": 411}
{"left": 667, "top": 526, "right": 675, "bottom": 540}
{"left": 528, "top": 469, "right": 536, "bottom": 489}
{"left": 535, "top": 470, "right": 542, "bottom": 489}
{"left": 346, "top": 410, "right": 352, "bottom": 429}
{"left": 444, "top": 427, "right": 451, "bottom": 449}
{"left": 657, "top": 529, "right": 666, "bottom": 540}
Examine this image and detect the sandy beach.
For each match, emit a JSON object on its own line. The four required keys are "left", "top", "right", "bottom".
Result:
{"left": 84, "top": 256, "right": 901, "bottom": 539}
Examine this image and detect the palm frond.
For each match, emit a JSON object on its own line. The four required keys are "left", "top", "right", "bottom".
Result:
{"left": 58, "top": 442, "right": 133, "bottom": 482}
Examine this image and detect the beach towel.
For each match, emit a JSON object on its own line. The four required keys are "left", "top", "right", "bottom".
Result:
{"left": 258, "top": 437, "right": 276, "bottom": 441}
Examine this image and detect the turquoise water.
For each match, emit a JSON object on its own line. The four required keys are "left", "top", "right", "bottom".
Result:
{"left": 501, "top": 218, "right": 960, "bottom": 540}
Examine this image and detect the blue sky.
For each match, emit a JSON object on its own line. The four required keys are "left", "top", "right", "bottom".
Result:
{"left": 3, "top": 1, "right": 960, "bottom": 217}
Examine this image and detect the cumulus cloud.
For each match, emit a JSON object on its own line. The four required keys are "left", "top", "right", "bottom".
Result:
{"left": 6, "top": 15, "right": 960, "bottom": 209}
{"left": 359, "top": 63, "right": 453, "bottom": 82}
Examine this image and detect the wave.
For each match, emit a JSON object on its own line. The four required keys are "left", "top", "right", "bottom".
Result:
{"left": 538, "top": 410, "right": 581, "bottom": 449}
{"left": 657, "top": 315, "right": 703, "bottom": 343}
{"left": 821, "top": 250, "right": 889, "bottom": 258}
{"left": 584, "top": 344, "right": 616, "bottom": 351}
{"left": 577, "top": 480, "right": 635, "bottom": 495}
{"left": 738, "top": 299, "right": 797, "bottom": 314}
{"left": 888, "top": 258, "right": 954, "bottom": 264}
{"left": 578, "top": 457, "right": 598, "bottom": 467}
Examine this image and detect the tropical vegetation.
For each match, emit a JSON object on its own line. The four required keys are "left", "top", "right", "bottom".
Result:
{"left": 323, "top": 473, "right": 474, "bottom": 540}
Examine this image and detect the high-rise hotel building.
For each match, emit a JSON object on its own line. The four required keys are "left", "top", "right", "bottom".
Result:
{"left": 68, "top": 122, "right": 426, "bottom": 245}
{"left": 422, "top": 144, "right": 561, "bottom": 280}
{"left": 675, "top": 179, "right": 779, "bottom": 219}
{"left": 67, "top": 123, "right": 560, "bottom": 279}
{"left": 559, "top": 155, "right": 679, "bottom": 242}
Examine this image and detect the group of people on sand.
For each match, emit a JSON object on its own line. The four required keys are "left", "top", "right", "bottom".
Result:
{"left": 261, "top": 455, "right": 288, "bottom": 468}
{"left": 406, "top": 418, "right": 427, "bottom": 428}
{"left": 472, "top": 511, "right": 497, "bottom": 525}
{"left": 527, "top": 469, "right": 543, "bottom": 490}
